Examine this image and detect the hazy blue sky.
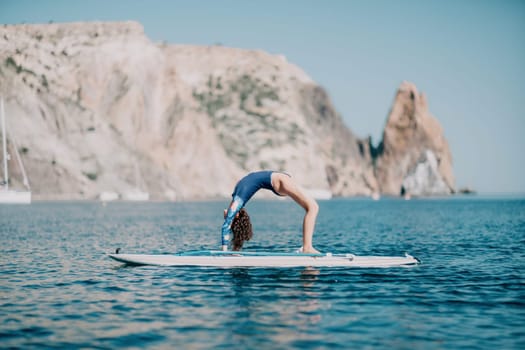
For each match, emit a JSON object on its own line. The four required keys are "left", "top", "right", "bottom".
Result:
{"left": 1, "top": 0, "right": 524, "bottom": 193}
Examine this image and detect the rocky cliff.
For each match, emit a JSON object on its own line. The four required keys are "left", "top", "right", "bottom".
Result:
{"left": 374, "top": 81, "right": 455, "bottom": 196}
{"left": 0, "top": 21, "right": 453, "bottom": 200}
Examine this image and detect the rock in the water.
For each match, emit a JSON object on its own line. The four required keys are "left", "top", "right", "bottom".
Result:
{"left": 374, "top": 81, "right": 455, "bottom": 196}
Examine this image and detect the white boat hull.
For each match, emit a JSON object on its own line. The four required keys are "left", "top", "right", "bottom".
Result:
{"left": 99, "top": 191, "right": 119, "bottom": 201}
{"left": 122, "top": 191, "right": 150, "bottom": 201}
{"left": 109, "top": 252, "right": 419, "bottom": 268}
{"left": 0, "top": 190, "right": 31, "bottom": 204}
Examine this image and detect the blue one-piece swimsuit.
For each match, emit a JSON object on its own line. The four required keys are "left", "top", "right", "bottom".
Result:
{"left": 221, "top": 171, "right": 286, "bottom": 247}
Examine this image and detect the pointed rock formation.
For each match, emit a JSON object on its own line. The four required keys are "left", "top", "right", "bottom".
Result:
{"left": 374, "top": 81, "right": 455, "bottom": 196}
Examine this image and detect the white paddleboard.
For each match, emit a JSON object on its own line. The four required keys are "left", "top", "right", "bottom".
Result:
{"left": 108, "top": 250, "right": 419, "bottom": 268}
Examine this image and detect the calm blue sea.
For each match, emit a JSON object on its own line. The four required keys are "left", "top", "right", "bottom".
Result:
{"left": 1, "top": 197, "right": 524, "bottom": 349}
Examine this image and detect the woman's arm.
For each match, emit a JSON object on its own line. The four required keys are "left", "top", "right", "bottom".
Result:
{"left": 220, "top": 195, "right": 244, "bottom": 251}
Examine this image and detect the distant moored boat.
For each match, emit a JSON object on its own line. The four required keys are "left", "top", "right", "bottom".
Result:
{"left": 0, "top": 97, "right": 31, "bottom": 204}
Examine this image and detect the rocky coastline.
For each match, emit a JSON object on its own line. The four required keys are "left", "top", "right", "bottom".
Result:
{"left": 0, "top": 21, "right": 455, "bottom": 200}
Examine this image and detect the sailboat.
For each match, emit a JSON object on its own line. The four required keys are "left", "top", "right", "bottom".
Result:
{"left": 1, "top": 97, "right": 31, "bottom": 204}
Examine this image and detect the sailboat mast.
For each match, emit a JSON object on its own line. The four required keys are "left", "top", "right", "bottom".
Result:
{"left": 1, "top": 97, "right": 8, "bottom": 191}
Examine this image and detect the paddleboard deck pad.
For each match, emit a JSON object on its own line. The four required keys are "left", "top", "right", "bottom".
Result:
{"left": 109, "top": 250, "right": 420, "bottom": 268}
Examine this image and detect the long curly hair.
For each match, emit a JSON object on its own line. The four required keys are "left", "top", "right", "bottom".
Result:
{"left": 231, "top": 208, "right": 253, "bottom": 251}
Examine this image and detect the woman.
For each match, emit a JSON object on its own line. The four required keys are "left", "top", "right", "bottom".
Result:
{"left": 221, "top": 170, "right": 320, "bottom": 253}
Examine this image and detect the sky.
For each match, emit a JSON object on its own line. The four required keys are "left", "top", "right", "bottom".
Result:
{"left": 1, "top": 0, "right": 524, "bottom": 193}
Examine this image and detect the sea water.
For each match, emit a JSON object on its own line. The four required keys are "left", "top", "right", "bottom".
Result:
{"left": 1, "top": 197, "right": 524, "bottom": 349}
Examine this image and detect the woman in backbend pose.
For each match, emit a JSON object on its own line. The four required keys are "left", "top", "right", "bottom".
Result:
{"left": 221, "top": 170, "right": 320, "bottom": 253}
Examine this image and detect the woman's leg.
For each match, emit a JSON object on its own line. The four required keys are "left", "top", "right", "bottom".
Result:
{"left": 301, "top": 200, "right": 319, "bottom": 252}
{"left": 272, "top": 174, "right": 320, "bottom": 254}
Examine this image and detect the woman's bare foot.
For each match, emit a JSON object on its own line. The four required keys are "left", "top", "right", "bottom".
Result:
{"left": 302, "top": 246, "right": 321, "bottom": 254}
